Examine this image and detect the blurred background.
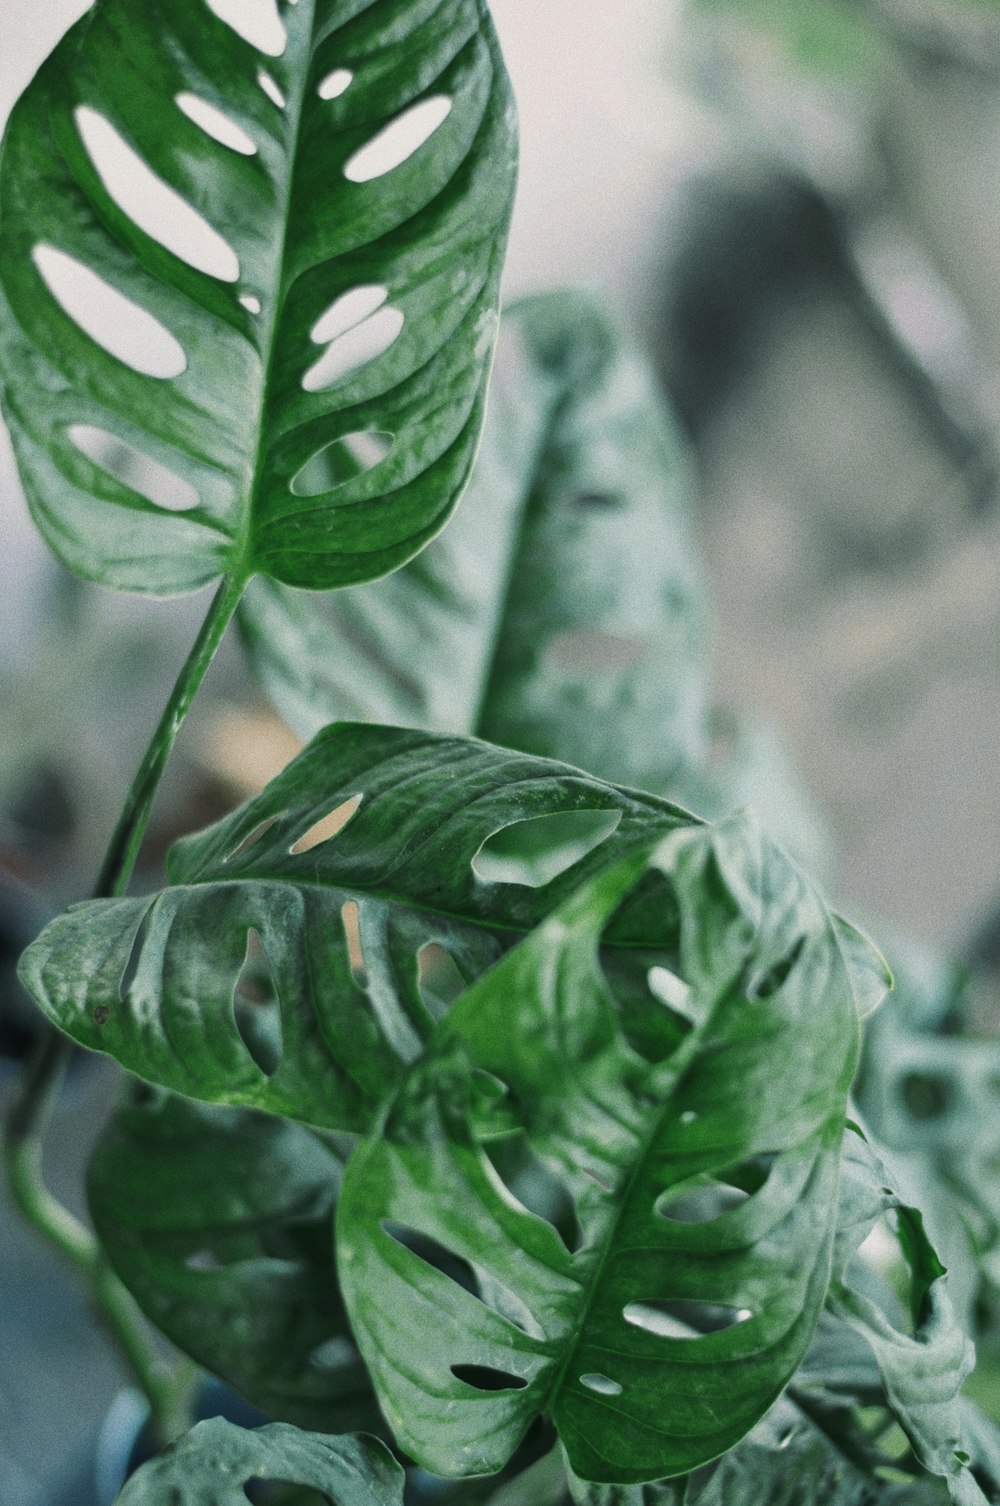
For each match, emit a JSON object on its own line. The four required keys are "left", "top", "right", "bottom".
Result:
{"left": 2, "top": 0, "right": 1000, "bottom": 1499}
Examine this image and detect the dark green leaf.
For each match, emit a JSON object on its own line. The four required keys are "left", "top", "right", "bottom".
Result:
{"left": 19, "top": 725, "right": 695, "bottom": 1128}
{"left": 88, "top": 1090, "right": 378, "bottom": 1432}
{"left": 337, "top": 814, "right": 885, "bottom": 1482}
{"left": 239, "top": 292, "right": 710, "bottom": 795}
{"left": 112, "top": 1418, "right": 402, "bottom": 1505}
{"left": 0, "top": 0, "right": 516, "bottom": 594}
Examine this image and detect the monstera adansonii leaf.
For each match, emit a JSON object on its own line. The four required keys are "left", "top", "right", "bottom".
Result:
{"left": 822, "top": 1127, "right": 987, "bottom": 1505}
{"left": 19, "top": 724, "right": 703, "bottom": 1130}
{"left": 239, "top": 292, "right": 710, "bottom": 796}
{"left": 88, "top": 1090, "right": 378, "bottom": 1433}
{"left": 0, "top": 0, "right": 516, "bottom": 595}
{"left": 335, "top": 814, "right": 890, "bottom": 1483}
{"left": 113, "top": 1418, "right": 402, "bottom": 1506}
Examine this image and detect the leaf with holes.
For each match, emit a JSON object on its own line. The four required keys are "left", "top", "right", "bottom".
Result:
{"left": 18, "top": 723, "right": 699, "bottom": 1129}
{"left": 825, "top": 1129, "right": 986, "bottom": 1504}
{"left": 337, "top": 812, "right": 889, "bottom": 1482}
{"left": 88, "top": 1091, "right": 380, "bottom": 1433}
{"left": 238, "top": 291, "right": 710, "bottom": 795}
{"left": 0, "top": 0, "right": 516, "bottom": 594}
{"left": 112, "top": 1417, "right": 402, "bottom": 1505}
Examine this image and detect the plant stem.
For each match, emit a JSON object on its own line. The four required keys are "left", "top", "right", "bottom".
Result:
{"left": 95, "top": 574, "right": 246, "bottom": 902}
{"left": 4, "top": 572, "right": 247, "bottom": 1447}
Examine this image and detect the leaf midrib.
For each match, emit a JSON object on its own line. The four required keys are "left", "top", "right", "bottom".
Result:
{"left": 231, "top": 0, "right": 317, "bottom": 589}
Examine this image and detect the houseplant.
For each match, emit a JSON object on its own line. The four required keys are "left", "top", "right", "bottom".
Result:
{"left": 3, "top": 1, "right": 1000, "bottom": 1501}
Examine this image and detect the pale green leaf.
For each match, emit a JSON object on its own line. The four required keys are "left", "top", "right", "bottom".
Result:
{"left": 113, "top": 1418, "right": 402, "bottom": 1505}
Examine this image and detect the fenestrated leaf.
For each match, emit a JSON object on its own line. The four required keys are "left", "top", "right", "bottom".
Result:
{"left": 239, "top": 291, "right": 710, "bottom": 795}
{"left": 113, "top": 1417, "right": 402, "bottom": 1505}
{"left": 337, "top": 813, "right": 886, "bottom": 1483}
{"left": 0, "top": 0, "right": 516, "bottom": 595}
{"left": 88, "top": 1090, "right": 380, "bottom": 1433}
{"left": 18, "top": 724, "right": 698, "bottom": 1129}
{"left": 825, "top": 1131, "right": 986, "bottom": 1504}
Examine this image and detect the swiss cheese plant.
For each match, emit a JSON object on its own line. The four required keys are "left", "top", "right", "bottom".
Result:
{"left": 1, "top": 2, "right": 998, "bottom": 1504}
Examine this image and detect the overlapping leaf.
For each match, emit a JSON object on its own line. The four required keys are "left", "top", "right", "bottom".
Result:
{"left": 0, "top": 0, "right": 516, "bottom": 594}
{"left": 239, "top": 292, "right": 710, "bottom": 795}
{"left": 337, "top": 814, "right": 888, "bottom": 1482}
{"left": 19, "top": 725, "right": 696, "bottom": 1129}
{"left": 824, "top": 1129, "right": 987, "bottom": 1504}
{"left": 113, "top": 1418, "right": 402, "bottom": 1505}
{"left": 88, "top": 1091, "right": 379, "bottom": 1432}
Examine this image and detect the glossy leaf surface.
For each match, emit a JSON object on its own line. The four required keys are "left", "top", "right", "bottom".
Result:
{"left": 338, "top": 815, "right": 887, "bottom": 1482}
{"left": 88, "top": 1091, "right": 378, "bottom": 1432}
{"left": 19, "top": 725, "right": 695, "bottom": 1128}
{"left": 113, "top": 1418, "right": 402, "bottom": 1505}
{"left": 0, "top": 0, "right": 516, "bottom": 593}
{"left": 240, "top": 292, "right": 710, "bottom": 794}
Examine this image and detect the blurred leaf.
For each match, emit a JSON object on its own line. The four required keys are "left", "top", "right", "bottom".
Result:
{"left": 113, "top": 1418, "right": 402, "bottom": 1506}
{"left": 240, "top": 292, "right": 710, "bottom": 798}
{"left": 88, "top": 1091, "right": 378, "bottom": 1433}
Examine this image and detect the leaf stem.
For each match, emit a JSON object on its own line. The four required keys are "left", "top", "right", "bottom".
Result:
{"left": 95, "top": 574, "right": 247, "bottom": 902}
{"left": 4, "top": 572, "right": 247, "bottom": 1448}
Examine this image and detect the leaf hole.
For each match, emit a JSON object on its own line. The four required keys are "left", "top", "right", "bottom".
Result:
{"left": 224, "top": 813, "right": 283, "bottom": 863}
{"left": 744, "top": 937, "right": 806, "bottom": 1000}
{"left": 655, "top": 1180, "right": 749, "bottom": 1225}
{"left": 647, "top": 965, "right": 696, "bottom": 1022}
{"left": 900, "top": 1070, "right": 954, "bottom": 1122}
{"left": 451, "top": 1365, "right": 528, "bottom": 1393}
{"left": 341, "top": 901, "right": 366, "bottom": 987}
{"left": 344, "top": 95, "right": 453, "bottom": 183}
{"left": 203, "top": 0, "right": 287, "bottom": 56}
{"left": 240, "top": 294, "right": 262, "bottom": 314}
{"left": 184, "top": 1248, "right": 225, "bottom": 1272}
{"left": 289, "top": 432, "right": 394, "bottom": 497}
{"left": 290, "top": 794, "right": 362, "bottom": 854}
{"left": 233, "top": 928, "right": 282, "bottom": 1077}
{"left": 67, "top": 425, "right": 199, "bottom": 512}
{"left": 656, "top": 1155, "right": 774, "bottom": 1224}
{"left": 471, "top": 809, "right": 622, "bottom": 889}
{"left": 382, "top": 1222, "right": 479, "bottom": 1294}
{"left": 308, "top": 1336, "right": 357, "bottom": 1371}
{"left": 302, "top": 303, "right": 404, "bottom": 392}
{"left": 417, "top": 942, "right": 467, "bottom": 1017}
{"left": 382, "top": 1221, "right": 540, "bottom": 1337}
{"left": 574, "top": 492, "right": 623, "bottom": 510}
{"left": 484, "top": 1133, "right": 582, "bottom": 1253}
{"left": 119, "top": 913, "right": 149, "bottom": 1003}
{"left": 175, "top": 93, "right": 257, "bottom": 155}
{"left": 318, "top": 68, "right": 354, "bottom": 100}
{"left": 546, "top": 632, "right": 646, "bottom": 674}
{"left": 623, "top": 1300, "right": 753, "bottom": 1339}
{"left": 75, "top": 107, "right": 240, "bottom": 282}
{"left": 32, "top": 245, "right": 187, "bottom": 379}
{"left": 93, "top": 1005, "right": 110, "bottom": 1027}
{"left": 257, "top": 69, "right": 286, "bottom": 109}
{"left": 579, "top": 1373, "right": 622, "bottom": 1397}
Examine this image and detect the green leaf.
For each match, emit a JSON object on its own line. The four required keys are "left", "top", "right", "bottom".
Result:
{"left": 88, "top": 1090, "right": 379, "bottom": 1432}
{"left": 112, "top": 1418, "right": 402, "bottom": 1505}
{"left": 337, "top": 813, "right": 882, "bottom": 1482}
{"left": 239, "top": 291, "right": 711, "bottom": 795}
{"left": 0, "top": 0, "right": 516, "bottom": 595}
{"left": 19, "top": 724, "right": 696, "bottom": 1129}
{"left": 825, "top": 1130, "right": 985, "bottom": 1504}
